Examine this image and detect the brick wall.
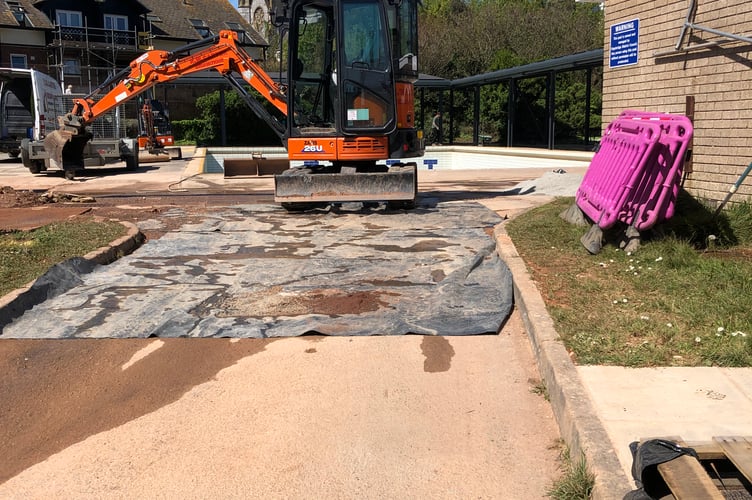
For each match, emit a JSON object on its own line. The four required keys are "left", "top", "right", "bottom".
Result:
{"left": 0, "top": 46, "right": 47, "bottom": 70}
{"left": 603, "top": 0, "right": 752, "bottom": 204}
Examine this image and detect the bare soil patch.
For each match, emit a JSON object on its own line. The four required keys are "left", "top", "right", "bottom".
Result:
{"left": 218, "top": 287, "right": 399, "bottom": 317}
{"left": 0, "top": 186, "right": 46, "bottom": 209}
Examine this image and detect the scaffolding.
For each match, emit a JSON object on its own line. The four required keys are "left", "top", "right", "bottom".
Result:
{"left": 49, "top": 21, "right": 146, "bottom": 94}
{"left": 45, "top": 18, "right": 149, "bottom": 141}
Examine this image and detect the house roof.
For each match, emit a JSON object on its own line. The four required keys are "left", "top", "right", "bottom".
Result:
{"left": 0, "top": 0, "right": 54, "bottom": 29}
{"left": 136, "top": 0, "right": 267, "bottom": 46}
{"left": 0, "top": 1, "right": 265, "bottom": 47}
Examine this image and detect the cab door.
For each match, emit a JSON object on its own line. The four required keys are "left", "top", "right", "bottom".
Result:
{"left": 337, "top": 0, "right": 395, "bottom": 136}
{"left": 288, "top": 0, "right": 337, "bottom": 137}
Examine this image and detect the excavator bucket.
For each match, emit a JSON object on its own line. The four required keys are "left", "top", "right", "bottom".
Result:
{"left": 42, "top": 131, "right": 72, "bottom": 169}
{"left": 43, "top": 114, "right": 87, "bottom": 169}
{"left": 274, "top": 164, "right": 418, "bottom": 206}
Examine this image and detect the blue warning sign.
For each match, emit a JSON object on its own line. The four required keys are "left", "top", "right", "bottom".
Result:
{"left": 609, "top": 19, "right": 639, "bottom": 68}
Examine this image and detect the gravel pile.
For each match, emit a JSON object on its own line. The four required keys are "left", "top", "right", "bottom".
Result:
{"left": 504, "top": 170, "right": 584, "bottom": 197}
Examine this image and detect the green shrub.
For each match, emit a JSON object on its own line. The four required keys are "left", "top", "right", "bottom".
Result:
{"left": 172, "top": 89, "right": 283, "bottom": 147}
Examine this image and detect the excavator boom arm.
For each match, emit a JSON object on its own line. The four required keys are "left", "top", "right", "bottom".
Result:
{"left": 69, "top": 30, "right": 287, "bottom": 128}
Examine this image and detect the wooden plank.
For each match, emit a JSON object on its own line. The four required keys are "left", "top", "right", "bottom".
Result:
{"left": 714, "top": 436, "right": 752, "bottom": 484}
{"left": 657, "top": 455, "right": 725, "bottom": 499}
{"left": 683, "top": 441, "right": 726, "bottom": 460}
{"left": 646, "top": 436, "right": 727, "bottom": 460}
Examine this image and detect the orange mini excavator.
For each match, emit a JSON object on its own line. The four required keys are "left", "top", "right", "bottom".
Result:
{"left": 137, "top": 96, "right": 181, "bottom": 161}
{"left": 46, "top": 0, "right": 424, "bottom": 209}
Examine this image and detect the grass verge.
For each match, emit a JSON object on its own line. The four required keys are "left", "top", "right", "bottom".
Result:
{"left": 547, "top": 445, "right": 595, "bottom": 500}
{"left": 0, "top": 218, "right": 127, "bottom": 297}
{"left": 507, "top": 195, "right": 752, "bottom": 367}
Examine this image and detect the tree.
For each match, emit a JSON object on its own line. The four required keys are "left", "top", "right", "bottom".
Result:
{"left": 417, "top": 0, "right": 604, "bottom": 145}
{"left": 419, "top": 0, "right": 603, "bottom": 80}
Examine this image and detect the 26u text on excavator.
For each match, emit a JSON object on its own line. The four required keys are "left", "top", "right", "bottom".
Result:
{"left": 45, "top": 0, "right": 424, "bottom": 209}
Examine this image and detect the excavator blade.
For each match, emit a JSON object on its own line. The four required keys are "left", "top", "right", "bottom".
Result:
{"left": 138, "top": 149, "right": 171, "bottom": 163}
{"left": 274, "top": 164, "right": 418, "bottom": 205}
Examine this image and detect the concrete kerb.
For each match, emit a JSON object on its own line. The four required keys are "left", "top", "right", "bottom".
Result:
{"left": 493, "top": 223, "right": 634, "bottom": 499}
{"left": 81, "top": 221, "right": 144, "bottom": 265}
{"left": 0, "top": 221, "right": 144, "bottom": 332}
{"left": 186, "top": 147, "right": 208, "bottom": 175}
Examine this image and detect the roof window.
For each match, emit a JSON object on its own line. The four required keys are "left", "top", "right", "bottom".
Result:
{"left": 225, "top": 21, "right": 250, "bottom": 43}
{"left": 189, "top": 18, "right": 212, "bottom": 38}
{"left": 6, "top": 1, "right": 30, "bottom": 27}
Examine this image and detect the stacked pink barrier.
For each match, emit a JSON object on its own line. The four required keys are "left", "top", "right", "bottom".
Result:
{"left": 576, "top": 110, "right": 693, "bottom": 231}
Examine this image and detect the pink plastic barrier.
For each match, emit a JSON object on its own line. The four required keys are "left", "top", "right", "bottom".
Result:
{"left": 576, "top": 110, "right": 693, "bottom": 231}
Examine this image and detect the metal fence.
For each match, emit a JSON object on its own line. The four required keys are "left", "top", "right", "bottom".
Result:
{"left": 57, "top": 25, "right": 138, "bottom": 48}
{"left": 62, "top": 94, "right": 139, "bottom": 140}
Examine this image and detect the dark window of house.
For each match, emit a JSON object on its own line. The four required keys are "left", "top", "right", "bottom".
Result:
{"left": 57, "top": 10, "right": 83, "bottom": 27}
{"left": 225, "top": 21, "right": 249, "bottom": 43}
{"left": 10, "top": 54, "right": 27, "bottom": 69}
{"left": 57, "top": 9, "right": 84, "bottom": 41}
{"left": 189, "top": 19, "right": 212, "bottom": 38}
{"left": 63, "top": 59, "right": 81, "bottom": 75}
{"left": 104, "top": 14, "right": 128, "bottom": 31}
{"left": 104, "top": 14, "right": 129, "bottom": 44}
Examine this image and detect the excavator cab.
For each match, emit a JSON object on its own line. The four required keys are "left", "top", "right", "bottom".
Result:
{"left": 275, "top": 0, "right": 423, "bottom": 207}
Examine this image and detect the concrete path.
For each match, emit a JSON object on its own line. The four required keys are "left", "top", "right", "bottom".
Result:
{"left": 579, "top": 366, "right": 752, "bottom": 482}
{"left": 0, "top": 313, "right": 562, "bottom": 498}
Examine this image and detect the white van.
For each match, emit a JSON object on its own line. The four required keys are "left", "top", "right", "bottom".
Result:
{"left": 0, "top": 68, "right": 138, "bottom": 178}
{"left": 0, "top": 68, "right": 62, "bottom": 157}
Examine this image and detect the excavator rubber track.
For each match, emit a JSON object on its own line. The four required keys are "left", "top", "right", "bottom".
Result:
{"left": 274, "top": 164, "right": 417, "bottom": 207}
